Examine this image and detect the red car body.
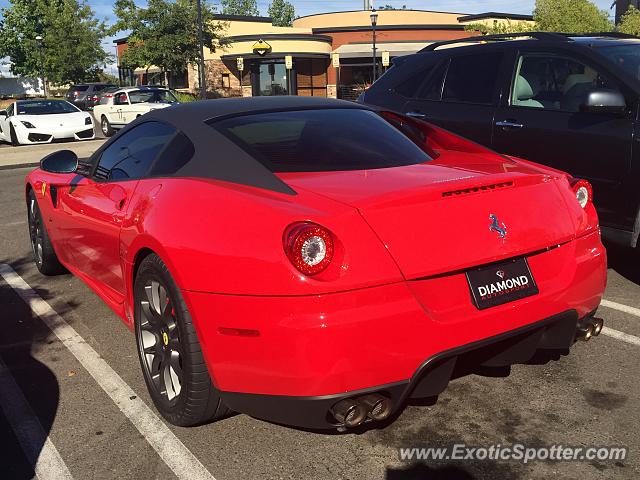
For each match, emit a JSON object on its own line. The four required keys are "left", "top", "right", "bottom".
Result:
{"left": 25, "top": 98, "right": 606, "bottom": 429}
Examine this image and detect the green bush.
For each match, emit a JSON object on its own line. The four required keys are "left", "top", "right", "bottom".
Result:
{"left": 174, "top": 91, "right": 198, "bottom": 103}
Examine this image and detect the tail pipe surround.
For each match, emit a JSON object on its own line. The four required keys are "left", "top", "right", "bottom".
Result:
{"left": 575, "top": 316, "right": 604, "bottom": 342}
{"left": 330, "top": 394, "right": 391, "bottom": 428}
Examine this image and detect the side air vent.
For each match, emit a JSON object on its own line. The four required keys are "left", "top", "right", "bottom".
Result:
{"left": 442, "top": 181, "right": 513, "bottom": 198}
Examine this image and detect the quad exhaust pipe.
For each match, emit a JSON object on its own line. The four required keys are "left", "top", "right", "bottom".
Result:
{"left": 575, "top": 317, "right": 604, "bottom": 342}
{"left": 330, "top": 394, "right": 391, "bottom": 428}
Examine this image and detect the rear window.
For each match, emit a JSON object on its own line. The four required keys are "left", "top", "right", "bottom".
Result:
{"left": 69, "top": 85, "right": 89, "bottom": 92}
{"left": 212, "top": 109, "right": 433, "bottom": 172}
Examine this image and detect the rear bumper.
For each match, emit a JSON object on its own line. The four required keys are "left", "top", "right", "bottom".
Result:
{"left": 183, "top": 231, "right": 606, "bottom": 427}
{"left": 219, "top": 310, "right": 580, "bottom": 429}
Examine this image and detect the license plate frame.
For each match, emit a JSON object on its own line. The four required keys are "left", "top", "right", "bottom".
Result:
{"left": 466, "top": 257, "right": 539, "bottom": 310}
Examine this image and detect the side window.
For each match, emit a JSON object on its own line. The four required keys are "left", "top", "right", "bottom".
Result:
{"left": 6, "top": 103, "right": 14, "bottom": 117}
{"left": 442, "top": 52, "right": 503, "bottom": 104}
{"left": 94, "top": 122, "right": 177, "bottom": 181}
{"left": 149, "top": 131, "right": 195, "bottom": 176}
{"left": 114, "top": 93, "right": 129, "bottom": 105}
{"left": 416, "top": 59, "right": 449, "bottom": 101}
{"left": 511, "top": 53, "right": 619, "bottom": 112}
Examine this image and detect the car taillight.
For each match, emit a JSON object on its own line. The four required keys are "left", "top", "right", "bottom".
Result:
{"left": 570, "top": 178, "right": 593, "bottom": 209}
{"left": 283, "top": 222, "right": 334, "bottom": 275}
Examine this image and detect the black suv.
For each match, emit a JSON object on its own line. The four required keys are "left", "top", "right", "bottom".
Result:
{"left": 360, "top": 32, "right": 640, "bottom": 248}
{"left": 65, "top": 83, "right": 117, "bottom": 110}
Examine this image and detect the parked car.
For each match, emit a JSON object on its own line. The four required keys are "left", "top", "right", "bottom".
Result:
{"left": 65, "top": 83, "right": 117, "bottom": 110}
{"left": 93, "top": 86, "right": 179, "bottom": 137}
{"left": 360, "top": 32, "right": 640, "bottom": 249}
{"left": 25, "top": 97, "right": 605, "bottom": 430}
{"left": 0, "top": 99, "right": 94, "bottom": 145}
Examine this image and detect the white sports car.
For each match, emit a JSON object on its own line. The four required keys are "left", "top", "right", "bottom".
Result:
{"left": 0, "top": 99, "right": 95, "bottom": 146}
{"left": 93, "top": 87, "right": 178, "bottom": 137}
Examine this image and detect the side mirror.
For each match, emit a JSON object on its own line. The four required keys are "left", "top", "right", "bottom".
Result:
{"left": 40, "top": 150, "right": 78, "bottom": 174}
{"left": 580, "top": 88, "right": 626, "bottom": 115}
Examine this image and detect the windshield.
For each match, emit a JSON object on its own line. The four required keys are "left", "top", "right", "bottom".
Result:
{"left": 212, "top": 108, "right": 433, "bottom": 173}
{"left": 128, "top": 89, "right": 178, "bottom": 104}
{"left": 16, "top": 100, "right": 79, "bottom": 115}
{"left": 597, "top": 43, "right": 640, "bottom": 80}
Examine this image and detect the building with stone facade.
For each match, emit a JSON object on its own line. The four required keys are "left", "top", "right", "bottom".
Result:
{"left": 115, "top": 9, "right": 533, "bottom": 100}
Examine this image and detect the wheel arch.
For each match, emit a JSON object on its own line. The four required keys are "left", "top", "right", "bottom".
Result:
{"left": 25, "top": 182, "right": 33, "bottom": 203}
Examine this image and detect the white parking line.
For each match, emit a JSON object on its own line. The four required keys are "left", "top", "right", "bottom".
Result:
{"left": 601, "top": 327, "right": 640, "bottom": 347}
{"left": 601, "top": 299, "right": 640, "bottom": 318}
{"left": 0, "top": 264, "right": 217, "bottom": 480}
{"left": 0, "top": 356, "right": 73, "bottom": 480}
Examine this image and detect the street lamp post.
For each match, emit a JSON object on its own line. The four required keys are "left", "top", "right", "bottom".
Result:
{"left": 35, "top": 35, "right": 46, "bottom": 98}
{"left": 370, "top": 9, "right": 378, "bottom": 84}
{"left": 196, "top": 0, "right": 207, "bottom": 99}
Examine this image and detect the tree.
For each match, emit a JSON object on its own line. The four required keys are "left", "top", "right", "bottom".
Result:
{"left": 111, "top": 0, "right": 226, "bottom": 84}
{"left": 0, "top": 0, "right": 110, "bottom": 84}
{"left": 534, "top": 0, "right": 613, "bottom": 33}
{"left": 619, "top": 4, "right": 640, "bottom": 35}
{"left": 221, "top": 0, "right": 259, "bottom": 16}
{"left": 268, "top": 0, "right": 295, "bottom": 27}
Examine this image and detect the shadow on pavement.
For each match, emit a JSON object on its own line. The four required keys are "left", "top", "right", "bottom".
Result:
{"left": 386, "top": 463, "right": 476, "bottom": 479}
{"left": 0, "top": 257, "right": 67, "bottom": 479}
{"left": 605, "top": 241, "right": 640, "bottom": 286}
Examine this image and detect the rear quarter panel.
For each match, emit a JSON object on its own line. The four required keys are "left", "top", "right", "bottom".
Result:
{"left": 119, "top": 178, "right": 404, "bottom": 297}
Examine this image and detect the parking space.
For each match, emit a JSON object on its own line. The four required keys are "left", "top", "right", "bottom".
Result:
{"left": 1, "top": 165, "right": 639, "bottom": 479}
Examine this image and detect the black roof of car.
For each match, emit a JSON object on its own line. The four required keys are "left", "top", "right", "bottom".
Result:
{"left": 71, "top": 82, "right": 116, "bottom": 86}
{"left": 419, "top": 32, "right": 640, "bottom": 52}
{"left": 92, "top": 97, "right": 372, "bottom": 195}
{"left": 145, "top": 96, "right": 368, "bottom": 124}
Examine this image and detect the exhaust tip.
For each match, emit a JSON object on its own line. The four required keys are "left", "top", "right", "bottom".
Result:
{"left": 576, "top": 324, "right": 594, "bottom": 342}
{"left": 590, "top": 318, "right": 604, "bottom": 336}
{"left": 330, "top": 399, "right": 367, "bottom": 428}
{"left": 360, "top": 394, "right": 392, "bottom": 422}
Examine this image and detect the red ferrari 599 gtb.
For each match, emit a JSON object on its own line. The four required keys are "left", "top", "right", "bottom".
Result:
{"left": 25, "top": 97, "right": 606, "bottom": 430}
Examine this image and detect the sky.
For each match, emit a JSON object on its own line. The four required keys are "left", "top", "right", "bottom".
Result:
{"left": 0, "top": 0, "right": 618, "bottom": 77}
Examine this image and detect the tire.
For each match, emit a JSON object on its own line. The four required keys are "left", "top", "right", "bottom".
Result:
{"left": 101, "top": 115, "right": 115, "bottom": 137}
{"left": 10, "top": 123, "right": 19, "bottom": 146}
{"left": 133, "top": 254, "right": 230, "bottom": 426}
{"left": 27, "top": 190, "right": 67, "bottom": 275}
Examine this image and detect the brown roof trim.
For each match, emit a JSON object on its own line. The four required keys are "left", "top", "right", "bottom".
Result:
{"left": 457, "top": 12, "right": 534, "bottom": 22}
{"left": 227, "top": 34, "right": 333, "bottom": 43}
{"left": 312, "top": 25, "right": 467, "bottom": 33}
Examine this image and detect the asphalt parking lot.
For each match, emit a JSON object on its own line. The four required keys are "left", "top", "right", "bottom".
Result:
{"left": 0, "top": 163, "right": 639, "bottom": 479}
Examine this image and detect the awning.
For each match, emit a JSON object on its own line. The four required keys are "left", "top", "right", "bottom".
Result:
{"left": 133, "top": 66, "right": 162, "bottom": 74}
{"left": 331, "top": 42, "right": 433, "bottom": 59}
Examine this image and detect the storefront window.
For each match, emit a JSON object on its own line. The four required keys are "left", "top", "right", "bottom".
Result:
{"left": 258, "top": 62, "right": 288, "bottom": 96}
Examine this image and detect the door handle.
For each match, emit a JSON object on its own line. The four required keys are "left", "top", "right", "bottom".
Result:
{"left": 406, "top": 111, "right": 428, "bottom": 119}
{"left": 496, "top": 120, "right": 524, "bottom": 129}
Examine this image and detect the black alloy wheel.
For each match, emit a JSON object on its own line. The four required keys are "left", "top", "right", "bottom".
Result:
{"left": 133, "top": 254, "right": 230, "bottom": 426}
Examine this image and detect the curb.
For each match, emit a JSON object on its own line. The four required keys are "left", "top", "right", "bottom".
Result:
{"left": 0, "top": 162, "right": 39, "bottom": 171}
